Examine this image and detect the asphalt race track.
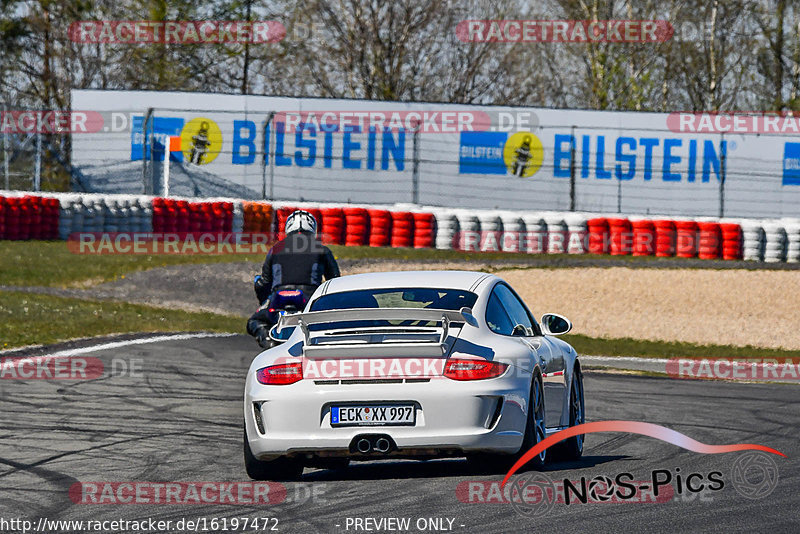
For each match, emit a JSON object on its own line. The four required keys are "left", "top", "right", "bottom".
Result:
{"left": 1, "top": 334, "right": 797, "bottom": 533}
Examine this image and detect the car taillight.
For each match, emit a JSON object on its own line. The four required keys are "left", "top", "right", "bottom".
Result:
{"left": 443, "top": 359, "right": 509, "bottom": 380}
{"left": 256, "top": 362, "right": 303, "bottom": 385}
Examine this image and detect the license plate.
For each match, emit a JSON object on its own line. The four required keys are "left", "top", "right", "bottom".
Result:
{"left": 330, "top": 405, "right": 415, "bottom": 427}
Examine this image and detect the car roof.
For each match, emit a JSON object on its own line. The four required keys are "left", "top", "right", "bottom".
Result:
{"left": 322, "top": 270, "right": 495, "bottom": 294}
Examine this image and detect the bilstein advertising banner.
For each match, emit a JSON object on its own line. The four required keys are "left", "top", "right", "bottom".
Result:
{"left": 70, "top": 90, "right": 800, "bottom": 217}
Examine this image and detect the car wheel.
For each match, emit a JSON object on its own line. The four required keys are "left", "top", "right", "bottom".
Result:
{"left": 519, "top": 372, "right": 547, "bottom": 468}
{"left": 243, "top": 429, "right": 303, "bottom": 481}
{"left": 561, "top": 365, "right": 585, "bottom": 460}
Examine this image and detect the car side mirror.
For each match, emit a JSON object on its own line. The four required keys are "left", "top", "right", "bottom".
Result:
{"left": 541, "top": 313, "right": 572, "bottom": 336}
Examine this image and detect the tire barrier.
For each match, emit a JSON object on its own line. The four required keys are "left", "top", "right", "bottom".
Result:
{"left": 521, "top": 214, "right": 547, "bottom": 254}
{"left": 543, "top": 215, "right": 568, "bottom": 254}
{"left": 3, "top": 191, "right": 800, "bottom": 264}
{"left": 412, "top": 212, "right": 435, "bottom": 249}
{"left": 564, "top": 214, "right": 587, "bottom": 254}
{"left": 152, "top": 198, "right": 232, "bottom": 233}
{"left": 631, "top": 219, "right": 655, "bottom": 256}
{"left": 587, "top": 217, "right": 609, "bottom": 255}
{"left": 0, "top": 195, "right": 58, "bottom": 240}
{"left": 242, "top": 202, "right": 273, "bottom": 235}
{"left": 762, "top": 221, "right": 787, "bottom": 263}
{"left": 320, "top": 207, "right": 345, "bottom": 245}
{"left": 608, "top": 218, "right": 632, "bottom": 256}
{"left": 697, "top": 222, "right": 722, "bottom": 260}
{"left": 720, "top": 223, "right": 743, "bottom": 261}
{"left": 785, "top": 221, "right": 800, "bottom": 263}
{"left": 368, "top": 209, "right": 392, "bottom": 247}
{"left": 498, "top": 212, "right": 525, "bottom": 252}
{"left": 433, "top": 210, "right": 458, "bottom": 250}
{"left": 675, "top": 220, "right": 699, "bottom": 258}
{"left": 344, "top": 207, "right": 370, "bottom": 246}
{"left": 389, "top": 210, "right": 413, "bottom": 248}
{"left": 740, "top": 220, "right": 765, "bottom": 261}
{"left": 653, "top": 220, "right": 676, "bottom": 257}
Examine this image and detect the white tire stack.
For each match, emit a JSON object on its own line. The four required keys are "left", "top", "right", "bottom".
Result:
{"left": 232, "top": 200, "right": 245, "bottom": 233}
{"left": 521, "top": 214, "right": 547, "bottom": 254}
{"left": 543, "top": 214, "right": 568, "bottom": 254}
{"left": 431, "top": 209, "right": 459, "bottom": 250}
{"left": 498, "top": 211, "right": 525, "bottom": 252}
{"left": 453, "top": 210, "right": 481, "bottom": 251}
{"left": 477, "top": 212, "right": 503, "bottom": 252}
{"left": 783, "top": 219, "right": 800, "bottom": 263}
{"left": 740, "top": 220, "right": 765, "bottom": 261}
{"left": 762, "top": 221, "right": 787, "bottom": 263}
{"left": 564, "top": 213, "right": 588, "bottom": 254}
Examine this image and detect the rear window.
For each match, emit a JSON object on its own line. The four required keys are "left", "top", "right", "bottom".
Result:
{"left": 310, "top": 288, "right": 478, "bottom": 312}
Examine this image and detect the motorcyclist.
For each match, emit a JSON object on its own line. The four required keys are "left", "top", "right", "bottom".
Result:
{"left": 246, "top": 209, "right": 340, "bottom": 348}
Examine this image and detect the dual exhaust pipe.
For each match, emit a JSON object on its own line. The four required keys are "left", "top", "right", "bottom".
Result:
{"left": 352, "top": 435, "right": 394, "bottom": 454}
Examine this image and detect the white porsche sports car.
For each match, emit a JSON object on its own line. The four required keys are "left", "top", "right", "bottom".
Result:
{"left": 243, "top": 270, "right": 585, "bottom": 480}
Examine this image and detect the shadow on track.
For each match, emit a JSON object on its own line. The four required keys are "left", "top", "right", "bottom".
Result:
{"left": 300, "top": 455, "right": 628, "bottom": 482}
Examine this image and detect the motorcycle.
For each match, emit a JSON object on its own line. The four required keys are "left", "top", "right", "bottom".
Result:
{"left": 264, "top": 288, "right": 307, "bottom": 345}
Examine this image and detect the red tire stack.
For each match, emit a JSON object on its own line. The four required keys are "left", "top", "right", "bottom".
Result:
{"left": 214, "top": 202, "right": 234, "bottom": 232}
{"left": 608, "top": 218, "right": 632, "bottom": 255}
{"left": 653, "top": 220, "right": 676, "bottom": 257}
{"left": 697, "top": 222, "right": 722, "bottom": 260}
{"left": 412, "top": 212, "right": 435, "bottom": 248}
{"left": 368, "top": 209, "right": 392, "bottom": 247}
{"left": 675, "top": 221, "right": 699, "bottom": 258}
{"left": 720, "top": 223, "right": 743, "bottom": 260}
{"left": 43, "top": 198, "right": 60, "bottom": 239}
{"left": 152, "top": 197, "right": 168, "bottom": 232}
{"left": 4, "top": 197, "right": 20, "bottom": 240}
{"left": 586, "top": 218, "right": 609, "bottom": 254}
{"left": 631, "top": 220, "right": 655, "bottom": 256}
{"left": 188, "top": 202, "right": 204, "bottom": 232}
{"left": 390, "top": 211, "right": 414, "bottom": 248}
{"left": 27, "top": 196, "right": 43, "bottom": 239}
{"left": 175, "top": 200, "right": 190, "bottom": 232}
{"left": 320, "top": 207, "right": 345, "bottom": 245}
{"left": 344, "top": 207, "right": 369, "bottom": 246}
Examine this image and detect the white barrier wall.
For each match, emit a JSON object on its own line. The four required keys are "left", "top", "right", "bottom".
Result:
{"left": 71, "top": 90, "right": 800, "bottom": 218}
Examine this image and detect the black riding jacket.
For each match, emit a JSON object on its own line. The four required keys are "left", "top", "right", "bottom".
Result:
{"left": 254, "top": 231, "right": 340, "bottom": 304}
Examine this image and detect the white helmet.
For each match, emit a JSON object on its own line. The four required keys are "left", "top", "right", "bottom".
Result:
{"left": 285, "top": 209, "right": 317, "bottom": 235}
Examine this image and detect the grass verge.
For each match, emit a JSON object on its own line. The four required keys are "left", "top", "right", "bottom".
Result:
{"left": 0, "top": 290, "right": 243, "bottom": 349}
{"left": 564, "top": 333, "right": 800, "bottom": 361}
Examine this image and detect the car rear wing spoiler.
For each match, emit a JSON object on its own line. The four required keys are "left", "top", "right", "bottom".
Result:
{"left": 277, "top": 307, "right": 477, "bottom": 358}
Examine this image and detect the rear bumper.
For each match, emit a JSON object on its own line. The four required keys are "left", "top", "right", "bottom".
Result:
{"left": 244, "top": 373, "right": 531, "bottom": 460}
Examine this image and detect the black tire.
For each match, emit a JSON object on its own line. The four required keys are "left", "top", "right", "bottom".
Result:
{"left": 518, "top": 371, "right": 547, "bottom": 469}
{"left": 466, "top": 372, "right": 546, "bottom": 473}
{"left": 561, "top": 365, "right": 585, "bottom": 460}
{"left": 243, "top": 429, "right": 303, "bottom": 481}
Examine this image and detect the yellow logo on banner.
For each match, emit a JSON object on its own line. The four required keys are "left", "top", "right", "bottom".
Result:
{"left": 503, "top": 132, "right": 543, "bottom": 177}
{"left": 181, "top": 117, "right": 222, "bottom": 165}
